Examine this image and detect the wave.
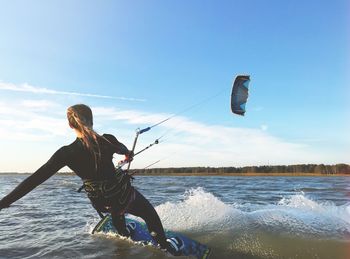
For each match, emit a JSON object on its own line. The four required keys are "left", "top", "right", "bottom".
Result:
{"left": 155, "top": 187, "right": 350, "bottom": 241}
{"left": 156, "top": 187, "right": 242, "bottom": 232}
{"left": 85, "top": 187, "right": 350, "bottom": 259}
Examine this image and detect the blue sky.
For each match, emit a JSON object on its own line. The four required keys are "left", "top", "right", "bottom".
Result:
{"left": 0, "top": 0, "right": 349, "bottom": 172}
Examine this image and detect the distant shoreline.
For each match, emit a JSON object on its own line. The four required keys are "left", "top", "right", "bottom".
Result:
{"left": 1, "top": 163, "right": 349, "bottom": 176}
{"left": 1, "top": 173, "right": 349, "bottom": 177}
{"left": 133, "top": 164, "right": 350, "bottom": 176}
{"left": 133, "top": 172, "right": 350, "bottom": 177}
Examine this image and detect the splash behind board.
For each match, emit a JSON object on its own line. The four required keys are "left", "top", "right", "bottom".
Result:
{"left": 92, "top": 215, "right": 211, "bottom": 259}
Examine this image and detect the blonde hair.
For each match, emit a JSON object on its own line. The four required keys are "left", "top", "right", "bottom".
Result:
{"left": 67, "top": 104, "right": 101, "bottom": 169}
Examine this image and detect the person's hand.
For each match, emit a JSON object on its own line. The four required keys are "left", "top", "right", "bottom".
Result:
{"left": 125, "top": 151, "right": 134, "bottom": 163}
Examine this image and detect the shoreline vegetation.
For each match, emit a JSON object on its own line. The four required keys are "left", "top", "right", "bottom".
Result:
{"left": 133, "top": 163, "right": 350, "bottom": 176}
{"left": 2, "top": 164, "right": 349, "bottom": 176}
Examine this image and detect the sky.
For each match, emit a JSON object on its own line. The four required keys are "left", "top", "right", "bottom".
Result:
{"left": 0, "top": 0, "right": 349, "bottom": 172}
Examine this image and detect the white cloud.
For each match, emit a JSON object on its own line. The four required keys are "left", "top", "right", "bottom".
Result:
{"left": 92, "top": 106, "right": 333, "bottom": 167}
{"left": 0, "top": 97, "right": 346, "bottom": 172}
{"left": 0, "top": 100, "right": 70, "bottom": 140}
{"left": 20, "top": 99, "right": 58, "bottom": 110}
{"left": 0, "top": 82, "right": 146, "bottom": 102}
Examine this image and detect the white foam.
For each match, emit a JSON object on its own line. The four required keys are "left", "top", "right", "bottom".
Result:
{"left": 155, "top": 187, "right": 240, "bottom": 232}
{"left": 155, "top": 189, "right": 350, "bottom": 239}
{"left": 278, "top": 194, "right": 350, "bottom": 225}
{"left": 278, "top": 193, "right": 324, "bottom": 211}
{"left": 87, "top": 188, "right": 350, "bottom": 240}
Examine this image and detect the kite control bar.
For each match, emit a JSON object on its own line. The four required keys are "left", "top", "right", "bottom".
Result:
{"left": 125, "top": 126, "right": 152, "bottom": 170}
{"left": 117, "top": 138, "right": 160, "bottom": 169}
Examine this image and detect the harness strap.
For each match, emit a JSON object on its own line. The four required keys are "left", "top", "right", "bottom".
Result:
{"left": 77, "top": 170, "right": 133, "bottom": 218}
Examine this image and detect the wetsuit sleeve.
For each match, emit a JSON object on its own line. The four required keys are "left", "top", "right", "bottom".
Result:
{"left": 104, "top": 134, "right": 130, "bottom": 155}
{"left": 0, "top": 147, "right": 67, "bottom": 208}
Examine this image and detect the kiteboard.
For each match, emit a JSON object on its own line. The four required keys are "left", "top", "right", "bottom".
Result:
{"left": 92, "top": 214, "right": 211, "bottom": 259}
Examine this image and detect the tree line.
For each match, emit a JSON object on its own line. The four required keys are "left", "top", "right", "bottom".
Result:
{"left": 132, "top": 164, "right": 350, "bottom": 175}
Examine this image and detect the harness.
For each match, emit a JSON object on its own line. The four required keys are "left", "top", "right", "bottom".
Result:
{"left": 78, "top": 169, "right": 134, "bottom": 218}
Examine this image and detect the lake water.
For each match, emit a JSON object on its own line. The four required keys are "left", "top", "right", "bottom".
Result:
{"left": 0, "top": 174, "right": 349, "bottom": 259}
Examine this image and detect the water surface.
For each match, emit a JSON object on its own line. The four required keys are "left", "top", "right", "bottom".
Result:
{"left": 0, "top": 174, "right": 349, "bottom": 259}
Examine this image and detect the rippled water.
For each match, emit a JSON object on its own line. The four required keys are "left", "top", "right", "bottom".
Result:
{"left": 0, "top": 174, "right": 349, "bottom": 259}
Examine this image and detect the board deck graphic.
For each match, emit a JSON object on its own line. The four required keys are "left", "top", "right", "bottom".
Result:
{"left": 92, "top": 215, "right": 211, "bottom": 259}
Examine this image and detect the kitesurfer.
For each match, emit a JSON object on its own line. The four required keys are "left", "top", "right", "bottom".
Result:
{"left": 0, "top": 104, "right": 177, "bottom": 254}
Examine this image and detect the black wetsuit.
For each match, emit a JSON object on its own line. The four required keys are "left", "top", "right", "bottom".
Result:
{"left": 0, "top": 134, "right": 168, "bottom": 248}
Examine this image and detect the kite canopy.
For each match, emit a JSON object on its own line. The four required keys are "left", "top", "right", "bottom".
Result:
{"left": 231, "top": 75, "right": 250, "bottom": 116}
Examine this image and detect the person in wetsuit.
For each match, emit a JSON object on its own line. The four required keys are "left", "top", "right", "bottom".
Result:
{"left": 0, "top": 104, "right": 176, "bottom": 254}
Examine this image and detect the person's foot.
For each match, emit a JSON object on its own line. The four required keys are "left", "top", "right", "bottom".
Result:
{"left": 165, "top": 237, "right": 184, "bottom": 256}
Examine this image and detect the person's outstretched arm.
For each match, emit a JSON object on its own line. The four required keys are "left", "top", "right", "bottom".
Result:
{"left": 0, "top": 148, "right": 66, "bottom": 209}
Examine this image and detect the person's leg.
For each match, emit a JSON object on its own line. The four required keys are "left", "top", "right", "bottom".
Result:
{"left": 109, "top": 185, "right": 136, "bottom": 237}
{"left": 126, "top": 189, "right": 168, "bottom": 248}
{"left": 111, "top": 210, "right": 130, "bottom": 237}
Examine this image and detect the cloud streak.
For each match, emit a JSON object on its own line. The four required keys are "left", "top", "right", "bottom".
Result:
{"left": 0, "top": 98, "right": 347, "bottom": 172}
{"left": 93, "top": 106, "right": 340, "bottom": 167}
{"left": 0, "top": 82, "right": 146, "bottom": 102}
{"left": 0, "top": 100, "right": 70, "bottom": 140}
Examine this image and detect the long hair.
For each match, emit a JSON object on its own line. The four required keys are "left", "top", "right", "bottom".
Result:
{"left": 67, "top": 104, "right": 101, "bottom": 170}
